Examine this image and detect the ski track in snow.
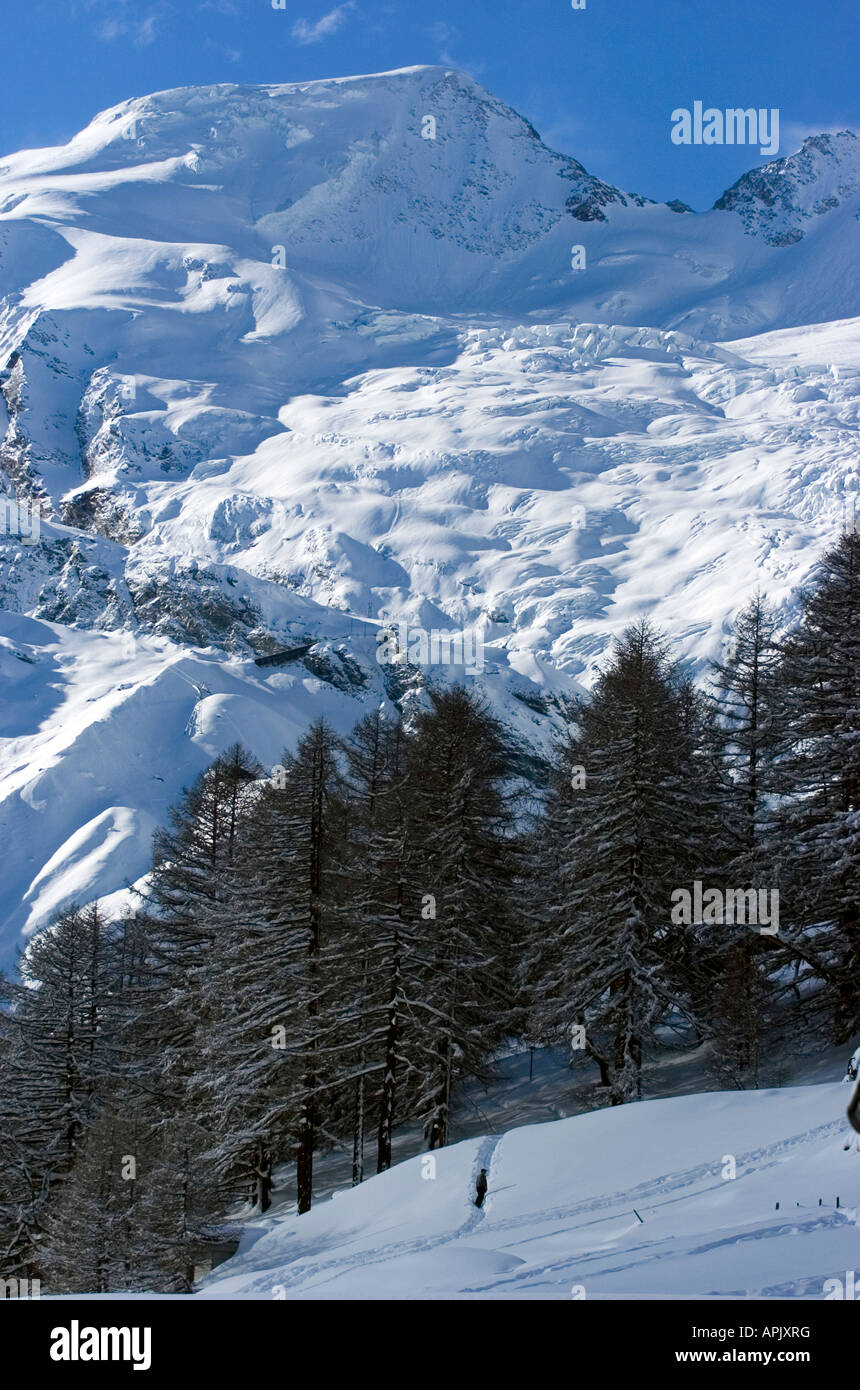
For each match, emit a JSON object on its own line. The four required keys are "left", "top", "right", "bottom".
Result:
{"left": 481, "top": 1117, "right": 849, "bottom": 1241}
{"left": 193, "top": 1088, "right": 860, "bottom": 1300}
{"left": 459, "top": 1131, "right": 504, "bottom": 1234}
{"left": 243, "top": 1133, "right": 508, "bottom": 1296}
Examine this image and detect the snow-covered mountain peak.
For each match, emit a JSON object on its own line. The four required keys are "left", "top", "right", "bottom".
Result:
{"left": 714, "top": 129, "right": 860, "bottom": 244}
{"left": 1, "top": 74, "right": 858, "bottom": 328}
{"left": 0, "top": 66, "right": 630, "bottom": 264}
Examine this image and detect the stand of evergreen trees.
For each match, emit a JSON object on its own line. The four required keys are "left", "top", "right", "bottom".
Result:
{"left": 1, "top": 532, "right": 858, "bottom": 1292}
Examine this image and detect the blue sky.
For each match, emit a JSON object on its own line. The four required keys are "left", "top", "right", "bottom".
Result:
{"left": 2, "top": 0, "right": 857, "bottom": 208}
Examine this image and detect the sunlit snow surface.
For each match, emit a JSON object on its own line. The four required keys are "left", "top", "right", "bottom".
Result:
{"left": 0, "top": 67, "right": 859, "bottom": 961}
{"left": 196, "top": 1084, "right": 860, "bottom": 1300}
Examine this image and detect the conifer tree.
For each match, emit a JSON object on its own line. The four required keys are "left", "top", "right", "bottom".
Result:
{"left": 0, "top": 902, "right": 124, "bottom": 1279}
{"left": 131, "top": 744, "right": 262, "bottom": 1213}
{"left": 341, "top": 710, "right": 418, "bottom": 1177}
{"left": 192, "top": 722, "right": 348, "bottom": 1214}
{"left": 710, "top": 592, "right": 782, "bottom": 872}
{"left": 406, "top": 687, "right": 519, "bottom": 1148}
{"left": 39, "top": 1103, "right": 227, "bottom": 1293}
{"left": 705, "top": 593, "right": 783, "bottom": 1076}
{"left": 772, "top": 530, "right": 860, "bottom": 1041}
{"left": 532, "top": 623, "right": 712, "bottom": 1103}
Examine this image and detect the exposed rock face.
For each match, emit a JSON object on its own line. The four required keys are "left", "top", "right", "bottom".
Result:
{"left": 713, "top": 131, "right": 860, "bottom": 245}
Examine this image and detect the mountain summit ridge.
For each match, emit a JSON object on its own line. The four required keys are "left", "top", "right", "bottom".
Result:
{"left": 5, "top": 68, "right": 858, "bottom": 239}
{"left": 713, "top": 129, "right": 860, "bottom": 244}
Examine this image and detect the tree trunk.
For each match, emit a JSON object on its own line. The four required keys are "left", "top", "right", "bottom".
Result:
{"left": 352, "top": 1073, "right": 365, "bottom": 1186}
{"left": 376, "top": 935, "right": 401, "bottom": 1173}
{"left": 427, "top": 1034, "right": 451, "bottom": 1150}
{"left": 297, "top": 733, "right": 325, "bottom": 1214}
{"left": 296, "top": 1086, "right": 315, "bottom": 1214}
{"left": 254, "top": 1138, "right": 272, "bottom": 1213}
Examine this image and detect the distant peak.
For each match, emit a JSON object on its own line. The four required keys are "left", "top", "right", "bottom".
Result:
{"left": 714, "top": 129, "right": 860, "bottom": 245}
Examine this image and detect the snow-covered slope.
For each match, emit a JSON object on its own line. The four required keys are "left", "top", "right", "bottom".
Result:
{"left": 715, "top": 131, "right": 860, "bottom": 245}
{"left": 1, "top": 67, "right": 859, "bottom": 963}
{"left": 197, "top": 1082, "right": 860, "bottom": 1299}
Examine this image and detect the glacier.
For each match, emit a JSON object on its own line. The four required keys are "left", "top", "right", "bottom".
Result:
{"left": 0, "top": 65, "right": 858, "bottom": 964}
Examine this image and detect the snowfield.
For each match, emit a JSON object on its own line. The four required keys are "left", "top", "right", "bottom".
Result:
{"left": 196, "top": 1083, "right": 860, "bottom": 1300}
{"left": 1, "top": 65, "right": 859, "bottom": 962}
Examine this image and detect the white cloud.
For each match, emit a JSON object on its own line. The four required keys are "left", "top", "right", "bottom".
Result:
{"left": 84, "top": 1, "right": 165, "bottom": 48}
{"left": 291, "top": 2, "right": 355, "bottom": 46}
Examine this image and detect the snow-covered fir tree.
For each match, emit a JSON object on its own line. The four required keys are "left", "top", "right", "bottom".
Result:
{"left": 531, "top": 623, "right": 714, "bottom": 1103}
{"left": 772, "top": 530, "right": 860, "bottom": 1042}
{"left": 406, "top": 687, "right": 521, "bottom": 1147}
